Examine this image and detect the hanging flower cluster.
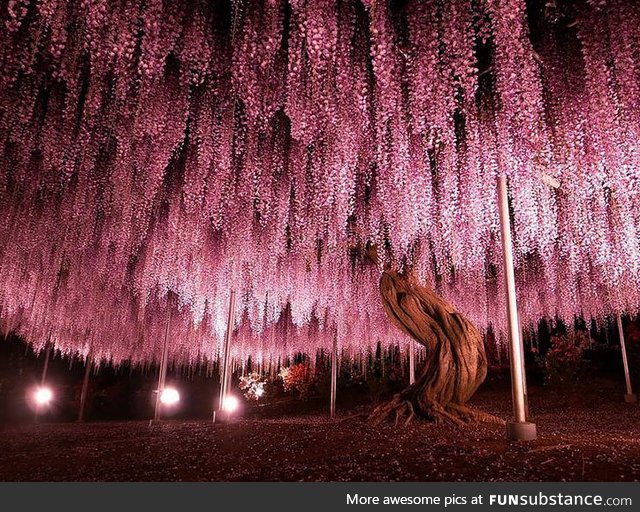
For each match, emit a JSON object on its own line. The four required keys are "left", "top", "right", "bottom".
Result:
{"left": 1, "top": 0, "right": 639, "bottom": 366}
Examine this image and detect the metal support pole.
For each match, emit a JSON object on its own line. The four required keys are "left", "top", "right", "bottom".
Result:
{"left": 35, "top": 342, "right": 52, "bottom": 421}
{"left": 214, "top": 289, "right": 236, "bottom": 422}
{"left": 408, "top": 338, "right": 416, "bottom": 385}
{"left": 518, "top": 319, "right": 530, "bottom": 418}
{"left": 362, "top": 350, "right": 368, "bottom": 381}
{"left": 78, "top": 354, "right": 92, "bottom": 422}
{"left": 41, "top": 343, "right": 51, "bottom": 386}
{"left": 617, "top": 313, "right": 637, "bottom": 403}
{"left": 152, "top": 307, "right": 172, "bottom": 423}
{"left": 498, "top": 174, "right": 536, "bottom": 441}
{"left": 330, "top": 329, "right": 337, "bottom": 418}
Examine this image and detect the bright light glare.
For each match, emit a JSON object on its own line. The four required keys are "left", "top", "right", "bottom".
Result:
{"left": 255, "top": 387, "right": 264, "bottom": 398}
{"left": 222, "top": 395, "right": 239, "bottom": 413}
{"left": 160, "top": 387, "right": 180, "bottom": 405}
{"left": 34, "top": 387, "right": 53, "bottom": 405}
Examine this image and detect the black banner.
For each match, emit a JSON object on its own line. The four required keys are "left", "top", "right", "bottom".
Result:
{"left": 0, "top": 482, "right": 637, "bottom": 512}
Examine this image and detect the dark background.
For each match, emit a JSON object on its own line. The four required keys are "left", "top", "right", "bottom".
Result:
{"left": 1, "top": 315, "right": 639, "bottom": 424}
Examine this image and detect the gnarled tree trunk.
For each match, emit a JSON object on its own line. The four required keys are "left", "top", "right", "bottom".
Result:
{"left": 369, "top": 270, "right": 503, "bottom": 426}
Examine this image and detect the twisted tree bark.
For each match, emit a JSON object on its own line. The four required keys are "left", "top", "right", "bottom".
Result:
{"left": 369, "top": 269, "right": 504, "bottom": 426}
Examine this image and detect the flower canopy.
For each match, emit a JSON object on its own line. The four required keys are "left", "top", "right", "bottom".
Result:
{"left": 0, "top": 0, "right": 639, "bottom": 364}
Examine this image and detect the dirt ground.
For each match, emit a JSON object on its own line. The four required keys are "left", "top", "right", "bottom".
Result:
{"left": 1, "top": 384, "right": 639, "bottom": 481}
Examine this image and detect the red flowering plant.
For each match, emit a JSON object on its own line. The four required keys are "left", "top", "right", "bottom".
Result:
{"left": 536, "top": 331, "right": 590, "bottom": 386}
{"left": 279, "top": 363, "right": 315, "bottom": 399}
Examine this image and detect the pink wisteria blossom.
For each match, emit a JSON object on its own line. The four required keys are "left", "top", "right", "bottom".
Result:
{"left": 0, "top": 0, "right": 638, "bottom": 366}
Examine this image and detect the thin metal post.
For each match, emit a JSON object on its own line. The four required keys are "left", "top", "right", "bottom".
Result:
{"left": 41, "top": 343, "right": 51, "bottom": 386}
{"left": 498, "top": 174, "right": 536, "bottom": 441}
{"left": 518, "top": 319, "right": 530, "bottom": 418}
{"left": 35, "top": 342, "right": 52, "bottom": 421}
{"left": 409, "top": 338, "right": 416, "bottom": 385}
{"left": 153, "top": 307, "right": 172, "bottom": 423}
{"left": 330, "top": 329, "right": 337, "bottom": 418}
{"left": 78, "top": 354, "right": 92, "bottom": 422}
{"left": 215, "top": 289, "right": 236, "bottom": 422}
{"left": 617, "top": 313, "right": 637, "bottom": 403}
{"left": 363, "top": 351, "right": 368, "bottom": 381}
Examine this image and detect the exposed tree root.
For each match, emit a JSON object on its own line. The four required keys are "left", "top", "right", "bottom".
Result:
{"left": 369, "top": 393, "right": 505, "bottom": 427}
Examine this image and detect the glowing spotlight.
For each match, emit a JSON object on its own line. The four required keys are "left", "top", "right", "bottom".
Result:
{"left": 222, "top": 395, "right": 239, "bottom": 413}
{"left": 159, "top": 387, "right": 180, "bottom": 405}
{"left": 34, "top": 387, "right": 53, "bottom": 406}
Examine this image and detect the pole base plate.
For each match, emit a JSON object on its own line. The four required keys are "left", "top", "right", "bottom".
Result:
{"left": 507, "top": 421, "right": 537, "bottom": 441}
{"left": 624, "top": 393, "right": 637, "bottom": 404}
{"left": 213, "top": 411, "right": 233, "bottom": 423}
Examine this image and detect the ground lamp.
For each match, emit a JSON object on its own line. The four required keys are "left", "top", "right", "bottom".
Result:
{"left": 33, "top": 386, "right": 53, "bottom": 406}
{"left": 222, "top": 395, "right": 239, "bottom": 414}
{"left": 160, "top": 387, "right": 181, "bottom": 406}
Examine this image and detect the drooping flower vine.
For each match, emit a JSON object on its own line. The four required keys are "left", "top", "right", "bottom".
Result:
{"left": 0, "top": 0, "right": 639, "bottom": 366}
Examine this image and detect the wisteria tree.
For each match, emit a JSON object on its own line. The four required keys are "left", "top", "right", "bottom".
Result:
{"left": 1, "top": 0, "right": 639, "bottom": 421}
